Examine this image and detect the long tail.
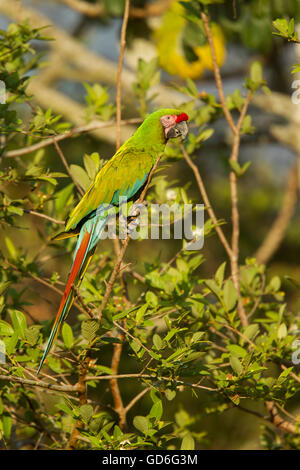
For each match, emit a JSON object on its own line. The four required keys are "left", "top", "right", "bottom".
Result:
{"left": 37, "top": 216, "right": 106, "bottom": 375}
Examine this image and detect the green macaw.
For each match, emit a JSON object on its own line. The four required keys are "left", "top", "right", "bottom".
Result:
{"left": 37, "top": 108, "right": 189, "bottom": 374}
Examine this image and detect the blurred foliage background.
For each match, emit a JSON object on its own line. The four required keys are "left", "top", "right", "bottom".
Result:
{"left": 1, "top": 0, "right": 300, "bottom": 450}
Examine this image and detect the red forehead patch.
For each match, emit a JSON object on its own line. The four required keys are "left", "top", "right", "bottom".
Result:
{"left": 175, "top": 113, "right": 189, "bottom": 123}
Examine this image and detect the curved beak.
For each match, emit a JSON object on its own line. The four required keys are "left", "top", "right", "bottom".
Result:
{"left": 166, "top": 120, "right": 189, "bottom": 141}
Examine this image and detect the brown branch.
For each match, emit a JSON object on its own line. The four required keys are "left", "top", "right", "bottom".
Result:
{"left": 113, "top": 321, "right": 152, "bottom": 356}
{"left": 110, "top": 338, "right": 126, "bottom": 430}
{"left": 130, "top": 0, "right": 172, "bottom": 18}
{"left": 265, "top": 401, "right": 298, "bottom": 434}
{"left": 200, "top": 12, "right": 252, "bottom": 326}
{"left": 116, "top": 0, "right": 130, "bottom": 150}
{"left": 53, "top": 139, "right": 84, "bottom": 197}
{"left": 59, "top": 0, "right": 104, "bottom": 17}
{"left": 67, "top": 353, "right": 92, "bottom": 450}
{"left": 85, "top": 373, "right": 218, "bottom": 392}
{"left": 59, "top": 0, "right": 172, "bottom": 19}
{"left": 180, "top": 143, "right": 232, "bottom": 259}
{"left": 228, "top": 93, "right": 252, "bottom": 327}
{"left": 125, "top": 387, "right": 151, "bottom": 413}
{"left": 23, "top": 209, "right": 65, "bottom": 225}
{"left": 5, "top": 119, "right": 142, "bottom": 159}
{"left": 255, "top": 164, "right": 298, "bottom": 265}
{"left": 107, "top": 1, "right": 130, "bottom": 429}
{"left": 0, "top": 374, "right": 77, "bottom": 393}
{"left": 200, "top": 11, "right": 237, "bottom": 135}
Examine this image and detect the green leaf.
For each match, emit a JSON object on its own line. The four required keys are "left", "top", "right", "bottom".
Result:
{"left": 80, "top": 404, "right": 94, "bottom": 423}
{"left": 2, "top": 414, "right": 12, "bottom": 440}
{"left": 84, "top": 153, "right": 98, "bottom": 181}
{"left": 243, "top": 324, "right": 259, "bottom": 341}
{"left": 145, "top": 291, "right": 158, "bottom": 307}
{"left": 9, "top": 310, "right": 27, "bottom": 339}
{"left": 227, "top": 344, "right": 247, "bottom": 358}
{"left": 230, "top": 356, "right": 243, "bottom": 376}
{"left": 133, "top": 415, "right": 148, "bottom": 434}
{"left": 250, "top": 61, "right": 263, "bottom": 83}
{"left": 69, "top": 164, "right": 90, "bottom": 192}
{"left": 277, "top": 323, "right": 287, "bottom": 339}
{"left": 149, "top": 400, "right": 163, "bottom": 420}
{"left": 223, "top": 280, "right": 238, "bottom": 311}
{"left": 181, "top": 434, "right": 195, "bottom": 450}
{"left": 6, "top": 330, "right": 19, "bottom": 355}
{"left": 153, "top": 333, "right": 163, "bottom": 350}
{"left": 62, "top": 323, "right": 74, "bottom": 349}
{"left": 7, "top": 205, "right": 23, "bottom": 216}
{"left": 272, "top": 18, "right": 289, "bottom": 36}
{"left": 204, "top": 279, "right": 221, "bottom": 298}
{"left": 5, "top": 237, "right": 18, "bottom": 260}
{"left": 136, "top": 303, "right": 148, "bottom": 323}
{"left": 0, "top": 320, "right": 14, "bottom": 336}
{"left": 54, "top": 183, "right": 74, "bottom": 213}
{"left": 81, "top": 320, "right": 99, "bottom": 342}
{"left": 24, "top": 326, "right": 40, "bottom": 345}
{"left": 165, "top": 389, "right": 176, "bottom": 401}
{"left": 215, "top": 262, "right": 226, "bottom": 286}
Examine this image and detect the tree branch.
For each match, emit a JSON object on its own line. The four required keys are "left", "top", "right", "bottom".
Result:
{"left": 116, "top": 0, "right": 131, "bottom": 150}
{"left": 0, "top": 374, "right": 78, "bottom": 393}
{"left": 255, "top": 164, "right": 298, "bottom": 264}
{"left": 200, "top": 11, "right": 237, "bottom": 135}
{"left": 180, "top": 143, "right": 232, "bottom": 258}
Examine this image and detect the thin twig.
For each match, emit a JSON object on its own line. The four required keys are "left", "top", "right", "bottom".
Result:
{"left": 116, "top": 0, "right": 131, "bottom": 150}
{"left": 180, "top": 143, "right": 232, "bottom": 258}
{"left": 125, "top": 387, "right": 151, "bottom": 413}
{"left": 53, "top": 139, "right": 84, "bottom": 197}
{"left": 200, "top": 11, "right": 237, "bottom": 135}
{"left": 255, "top": 164, "right": 298, "bottom": 264}
{"left": 23, "top": 209, "right": 65, "bottom": 225}
{"left": 5, "top": 119, "right": 142, "bottom": 158}
{"left": 0, "top": 374, "right": 77, "bottom": 392}
{"left": 228, "top": 92, "right": 252, "bottom": 327}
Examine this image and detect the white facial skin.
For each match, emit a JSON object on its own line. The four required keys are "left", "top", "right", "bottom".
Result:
{"left": 160, "top": 114, "right": 177, "bottom": 139}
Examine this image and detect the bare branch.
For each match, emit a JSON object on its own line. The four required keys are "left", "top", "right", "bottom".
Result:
{"left": 180, "top": 143, "right": 232, "bottom": 258}
{"left": 0, "top": 374, "right": 77, "bottom": 393}
{"left": 255, "top": 165, "right": 298, "bottom": 265}
{"left": 53, "top": 139, "right": 84, "bottom": 197}
{"left": 200, "top": 12, "right": 237, "bottom": 135}
{"left": 5, "top": 119, "right": 142, "bottom": 158}
{"left": 116, "top": 0, "right": 131, "bottom": 150}
{"left": 24, "top": 209, "right": 65, "bottom": 225}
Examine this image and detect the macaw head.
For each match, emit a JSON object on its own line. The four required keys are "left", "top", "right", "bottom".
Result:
{"left": 159, "top": 112, "right": 189, "bottom": 141}
{"left": 132, "top": 108, "right": 189, "bottom": 149}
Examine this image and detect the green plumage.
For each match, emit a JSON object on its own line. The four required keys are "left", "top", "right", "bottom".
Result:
{"left": 37, "top": 108, "right": 187, "bottom": 375}
{"left": 65, "top": 108, "right": 181, "bottom": 233}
